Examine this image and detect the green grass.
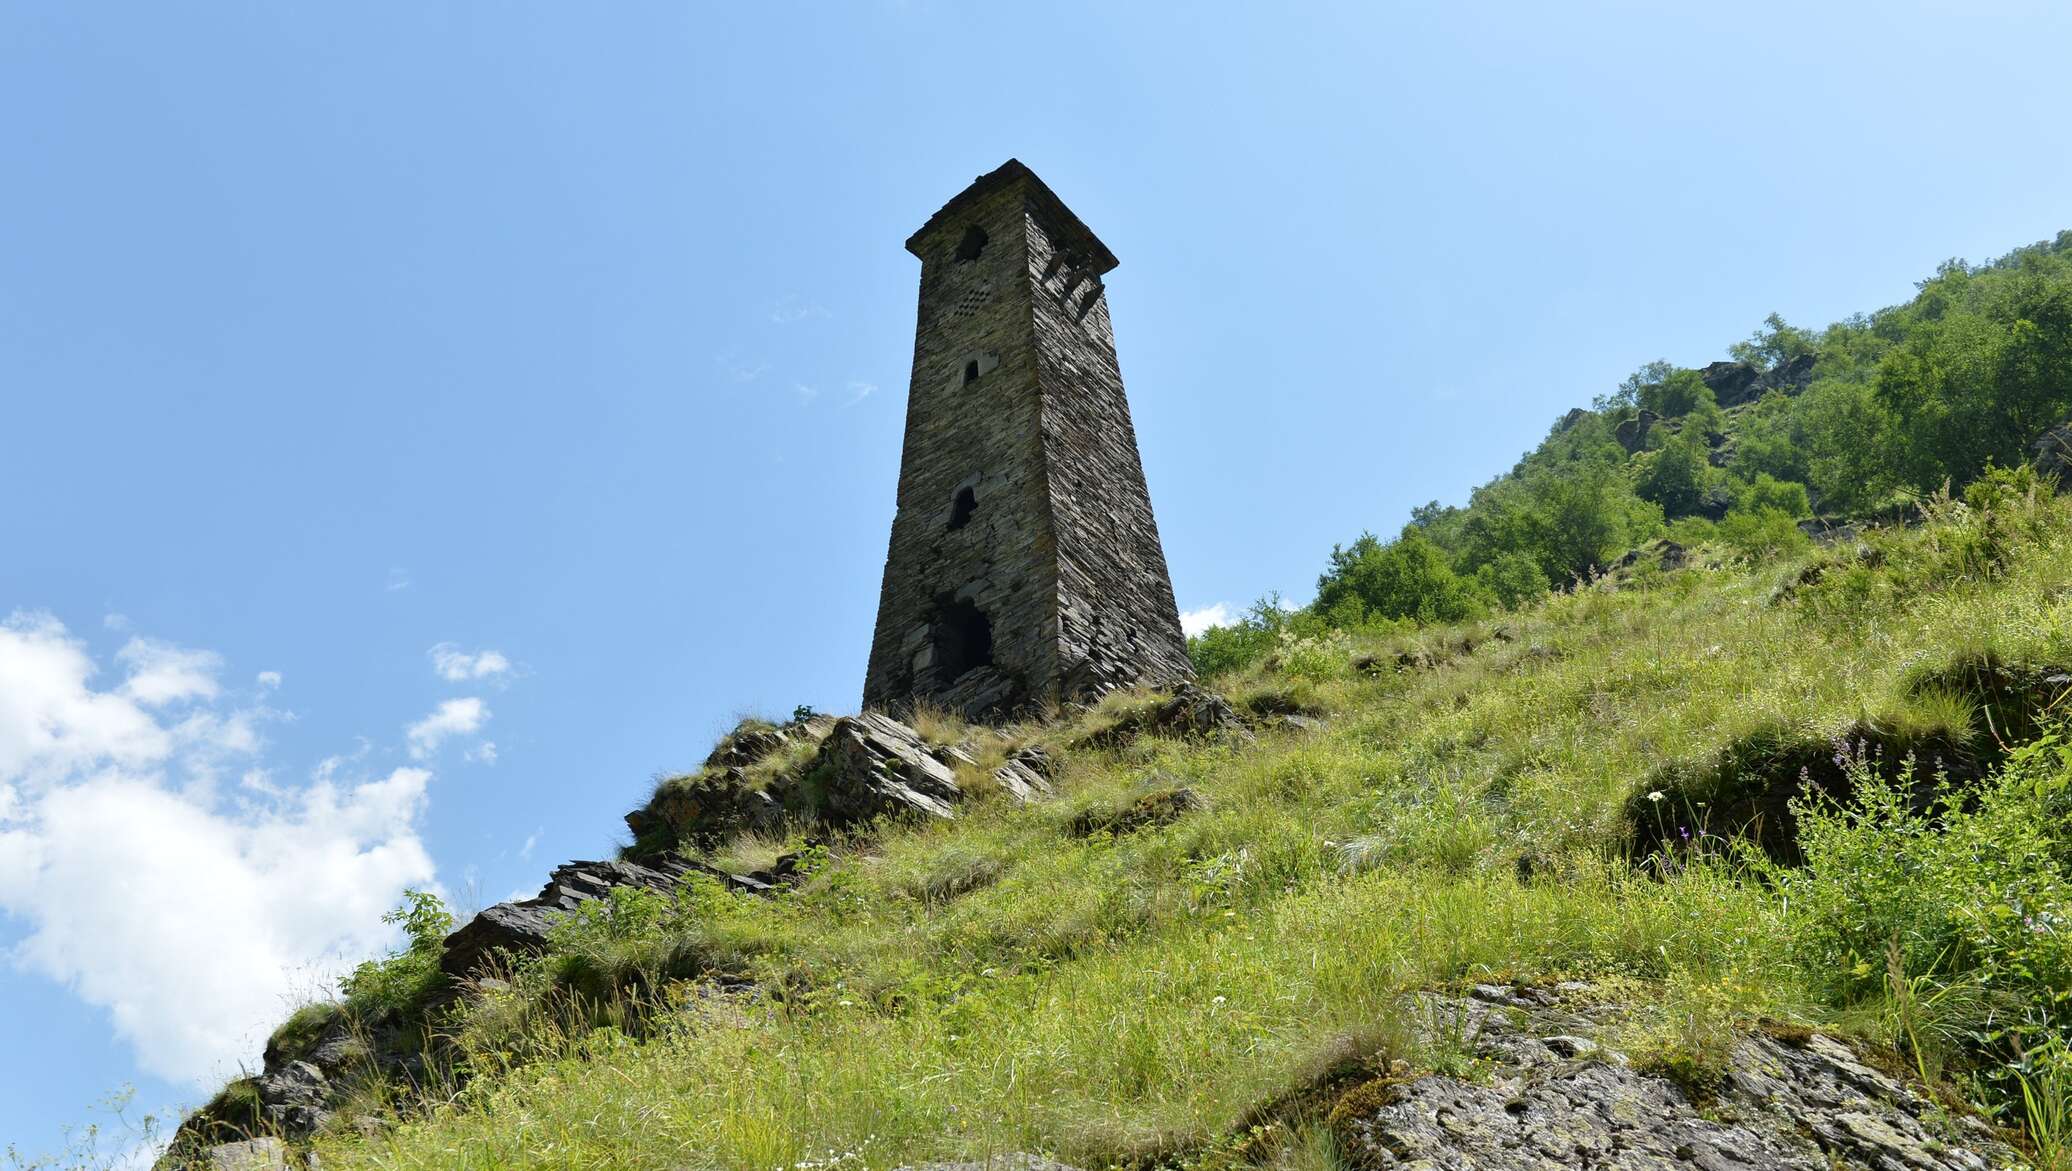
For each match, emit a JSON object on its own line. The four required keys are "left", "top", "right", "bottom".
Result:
{"left": 286, "top": 489, "right": 2072, "bottom": 1170}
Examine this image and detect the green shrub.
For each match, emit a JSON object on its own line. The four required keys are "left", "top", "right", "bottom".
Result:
{"left": 1634, "top": 433, "right": 1715, "bottom": 519}
{"left": 1715, "top": 508, "right": 1810, "bottom": 561}
{"left": 1314, "top": 529, "right": 1486, "bottom": 626}
{"left": 338, "top": 889, "right": 454, "bottom": 1016}
{"left": 1751, "top": 724, "right": 2072, "bottom": 1117}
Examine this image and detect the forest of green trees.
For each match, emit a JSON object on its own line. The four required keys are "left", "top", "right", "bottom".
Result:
{"left": 1192, "top": 231, "right": 2072, "bottom": 674}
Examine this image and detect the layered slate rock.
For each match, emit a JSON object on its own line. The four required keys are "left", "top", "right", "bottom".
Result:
{"left": 624, "top": 768, "right": 785, "bottom": 851}
{"left": 990, "top": 744, "right": 1055, "bottom": 802}
{"left": 440, "top": 856, "right": 772, "bottom": 979}
{"left": 804, "top": 713, "right": 970, "bottom": 825}
{"left": 1329, "top": 984, "right": 2013, "bottom": 1170}
{"left": 863, "top": 160, "right": 1192, "bottom": 722}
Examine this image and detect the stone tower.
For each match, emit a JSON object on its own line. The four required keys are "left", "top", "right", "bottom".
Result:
{"left": 863, "top": 160, "right": 1193, "bottom": 719}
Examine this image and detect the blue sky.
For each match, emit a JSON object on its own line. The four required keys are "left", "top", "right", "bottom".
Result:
{"left": 4, "top": 0, "right": 2071, "bottom": 1158}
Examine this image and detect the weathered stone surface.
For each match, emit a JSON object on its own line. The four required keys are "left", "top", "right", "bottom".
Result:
{"left": 1149, "top": 684, "right": 1251, "bottom": 740}
{"left": 439, "top": 855, "right": 764, "bottom": 978}
{"left": 1699, "top": 359, "right": 1763, "bottom": 407}
{"left": 1700, "top": 353, "right": 1815, "bottom": 409}
{"left": 803, "top": 713, "right": 967, "bottom": 825}
{"left": 624, "top": 767, "right": 784, "bottom": 851}
{"left": 2034, "top": 419, "right": 2072, "bottom": 486}
{"left": 1329, "top": 986, "right": 2014, "bottom": 1171}
{"left": 1069, "top": 784, "right": 1203, "bottom": 837}
{"left": 252, "top": 1059, "right": 328, "bottom": 1138}
{"left": 703, "top": 714, "right": 835, "bottom": 770}
{"left": 988, "top": 744, "right": 1055, "bottom": 802}
{"left": 863, "top": 160, "right": 1192, "bottom": 721}
{"left": 204, "top": 1139, "right": 288, "bottom": 1171}
{"left": 1614, "top": 409, "right": 1661, "bottom": 453}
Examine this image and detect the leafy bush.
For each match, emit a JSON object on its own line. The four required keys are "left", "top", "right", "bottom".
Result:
{"left": 1715, "top": 508, "right": 1810, "bottom": 561}
{"left": 338, "top": 889, "right": 454, "bottom": 1016}
{"left": 1314, "top": 529, "right": 1486, "bottom": 625}
{"left": 1188, "top": 595, "right": 1293, "bottom": 677}
{"left": 1638, "top": 368, "right": 1717, "bottom": 419}
{"left": 1752, "top": 725, "right": 2072, "bottom": 1114}
{"left": 1634, "top": 432, "right": 1716, "bottom": 518}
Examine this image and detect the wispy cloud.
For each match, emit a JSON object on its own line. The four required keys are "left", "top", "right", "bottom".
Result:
{"left": 767, "top": 294, "right": 830, "bottom": 324}
{"left": 714, "top": 353, "right": 769, "bottom": 384}
{"left": 427, "top": 643, "right": 512, "bottom": 683}
{"left": 384, "top": 568, "right": 412, "bottom": 593}
{"left": 115, "top": 638, "right": 223, "bottom": 708}
{"left": 1179, "top": 603, "right": 1235, "bottom": 637}
{"left": 793, "top": 383, "right": 820, "bottom": 404}
{"left": 405, "top": 697, "right": 489, "bottom": 760}
{"left": 844, "top": 380, "right": 877, "bottom": 406}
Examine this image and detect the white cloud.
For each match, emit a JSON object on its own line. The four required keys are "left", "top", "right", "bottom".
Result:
{"left": 116, "top": 637, "right": 222, "bottom": 708}
{"left": 793, "top": 383, "right": 819, "bottom": 404}
{"left": 384, "top": 568, "right": 411, "bottom": 593}
{"left": 427, "top": 643, "right": 511, "bottom": 683}
{"left": 844, "top": 380, "right": 876, "bottom": 406}
{"left": 519, "top": 828, "right": 539, "bottom": 861}
{"left": 465, "top": 740, "right": 498, "bottom": 766}
{"left": 255, "top": 670, "right": 281, "bottom": 689}
{"left": 0, "top": 612, "right": 436, "bottom": 1090}
{"left": 1179, "top": 603, "right": 1235, "bottom": 637}
{"left": 406, "top": 697, "right": 488, "bottom": 760}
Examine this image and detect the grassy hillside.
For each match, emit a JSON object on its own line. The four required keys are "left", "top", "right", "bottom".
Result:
{"left": 145, "top": 232, "right": 2072, "bottom": 1170}
{"left": 1182, "top": 230, "right": 2072, "bottom": 661}
{"left": 236, "top": 470, "right": 2072, "bottom": 1171}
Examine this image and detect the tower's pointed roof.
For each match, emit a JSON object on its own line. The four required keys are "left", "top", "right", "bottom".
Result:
{"left": 905, "top": 159, "right": 1119, "bottom": 273}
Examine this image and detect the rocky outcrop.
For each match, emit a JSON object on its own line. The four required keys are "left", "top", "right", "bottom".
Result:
{"left": 202, "top": 1139, "right": 288, "bottom": 1171}
{"left": 1068, "top": 783, "right": 1203, "bottom": 837}
{"left": 702, "top": 714, "right": 832, "bottom": 770}
{"left": 624, "top": 768, "right": 785, "bottom": 852}
{"left": 1701, "top": 353, "right": 1818, "bottom": 409}
{"left": 1076, "top": 684, "right": 1252, "bottom": 750}
{"left": 2034, "top": 419, "right": 2072, "bottom": 486}
{"left": 990, "top": 744, "right": 1055, "bottom": 802}
{"left": 1148, "top": 684, "right": 1250, "bottom": 740}
{"left": 440, "top": 855, "right": 781, "bottom": 979}
{"left": 802, "top": 713, "right": 971, "bottom": 824}
{"left": 1699, "top": 360, "right": 1762, "bottom": 407}
{"left": 1613, "top": 409, "right": 1660, "bottom": 453}
{"left": 1327, "top": 984, "right": 2013, "bottom": 1170}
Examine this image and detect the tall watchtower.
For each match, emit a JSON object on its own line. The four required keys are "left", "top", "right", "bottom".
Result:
{"left": 863, "top": 160, "right": 1193, "bottom": 719}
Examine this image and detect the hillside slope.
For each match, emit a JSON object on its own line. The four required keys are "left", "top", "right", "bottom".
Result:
{"left": 156, "top": 471, "right": 2072, "bottom": 1171}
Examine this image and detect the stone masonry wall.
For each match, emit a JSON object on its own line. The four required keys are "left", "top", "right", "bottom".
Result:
{"left": 862, "top": 179, "right": 1060, "bottom": 713}
{"left": 1025, "top": 208, "right": 1193, "bottom": 696}
{"left": 863, "top": 161, "right": 1192, "bottom": 717}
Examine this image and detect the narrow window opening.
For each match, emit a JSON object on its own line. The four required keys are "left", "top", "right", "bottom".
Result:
{"left": 963, "top": 360, "right": 980, "bottom": 385}
{"left": 930, "top": 599, "right": 994, "bottom": 683}
{"left": 948, "top": 486, "right": 978, "bottom": 530}
{"left": 954, "top": 225, "right": 988, "bottom": 263}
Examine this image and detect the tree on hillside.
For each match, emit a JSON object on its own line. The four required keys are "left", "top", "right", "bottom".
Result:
{"left": 1634, "top": 432, "right": 1713, "bottom": 518}
{"left": 1729, "top": 312, "right": 1819, "bottom": 369}
{"left": 1315, "top": 528, "right": 1484, "bottom": 625}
